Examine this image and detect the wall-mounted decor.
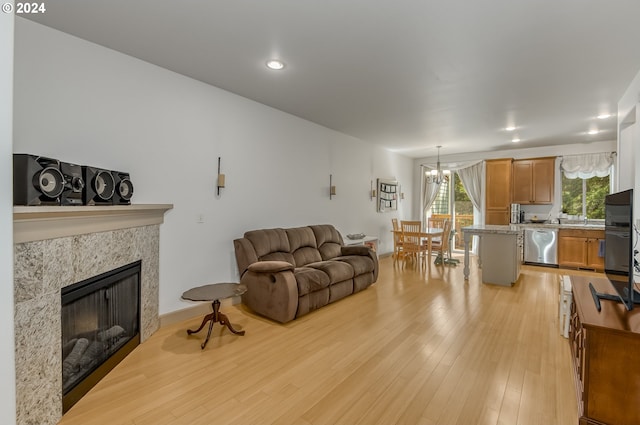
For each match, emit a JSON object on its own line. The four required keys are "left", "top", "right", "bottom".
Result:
{"left": 217, "top": 156, "right": 225, "bottom": 196}
{"left": 377, "top": 178, "right": 398, "bottom": 212}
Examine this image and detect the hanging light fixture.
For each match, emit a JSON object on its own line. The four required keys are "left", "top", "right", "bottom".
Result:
{"left": 433, "top": 145, "right": 444, "bottom": 185}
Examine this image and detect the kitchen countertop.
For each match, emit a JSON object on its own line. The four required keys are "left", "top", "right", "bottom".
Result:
{"left": 515, "top": 222, "right": 604, "bottom": 230}
{"left": 462, "top": 224, "right": 522, "bottom": 235}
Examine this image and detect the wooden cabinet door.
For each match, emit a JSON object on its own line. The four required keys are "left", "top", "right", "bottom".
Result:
{"left": 558, "top": 235, "right": 588, "bottom": 267}
{"left": 512, "top": 160, "right": 533, "bottom": 204}
{"left": 512, "top": 158, "right": 555, "bottom": 204}
{"left": 532, "top": 158, "right": 554, "bottom": 204}
{"left": 486, "top": 210, "right": 510, "bottom": 225}
{"left": 586, "top": 238, "right": 605, "bottom": 270}
{"left": 486, "top": 159, "right": 512, "bottom": 224}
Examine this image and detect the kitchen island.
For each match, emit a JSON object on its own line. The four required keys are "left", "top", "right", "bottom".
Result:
{"left": 462, "top": 225, "right": 523, "bottom": 286}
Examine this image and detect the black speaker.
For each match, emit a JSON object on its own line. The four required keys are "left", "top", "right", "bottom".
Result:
{"left": 59, "top": 161, "right": 85, "bottom": 206}
{"left": 82, "top": 166, "right": 115, "bottom": 205}
{"left": 13, "top": 154, "right": 65, "bottom": 205}
{"left": 113, "top": 171, "right": 134, "bottom": 205}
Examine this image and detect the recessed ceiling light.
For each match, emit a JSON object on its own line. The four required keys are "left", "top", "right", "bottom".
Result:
{"left": 505, "top": 126, "right": 516, "bottom": 132}
{"left": 511, "top": 136, "right": 521, "bottom": 143}
{"left": 597, "top": 114, "right": 612, "bottom": 119}
{"left": 266, "top": 59, "right": 285, "bottom": 70}
{"left": 588, "top": 129, "right": 599, "bottom": 135}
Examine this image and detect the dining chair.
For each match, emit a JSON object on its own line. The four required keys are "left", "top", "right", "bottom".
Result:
{"left": 432, "top": 220, "right": 458, "bottom": 265}
{"left": 391, "top": 218, "right": 404, "bottom": 265}
{"left": 400, "top": 220, "right": 427, "bottom": 268}
{"left": 428, "top": 216, "right": 446, "bottom": 230}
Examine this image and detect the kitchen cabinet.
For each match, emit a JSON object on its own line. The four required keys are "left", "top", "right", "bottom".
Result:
{"left": 558, "top": 229, "right": 604, "bottom": 270}
{"left": 512, "top": 157, "right": 555, "bottom": 204}
{"left": 485, "top": 159, "right": 512, "bottom": 225}
{"left": 569, "top": 276, "right": 640, "bottom": 425}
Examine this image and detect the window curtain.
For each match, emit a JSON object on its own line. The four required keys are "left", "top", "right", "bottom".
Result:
{"left": 561, "top": 152, "right": 614, "bottom": 179}
{"left": 422, "top": 167, "right": 441, "bottom": 215}
{"left": 456, "top": 161, "right": 483, "bottom": 212}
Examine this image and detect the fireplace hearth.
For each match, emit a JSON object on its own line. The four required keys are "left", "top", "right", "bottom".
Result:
{"left": 61, "top": 260, "right": 141, "bottom": 412}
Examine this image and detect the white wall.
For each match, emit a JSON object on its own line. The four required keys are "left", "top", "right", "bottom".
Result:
{"left": 13, "top": 19, "right": 414, "bottom": 315}
{"left": 1, "top": 4, "right": 17, "bottom": 424}
{"left": 617, "top": 68, "right": 640, "bottom": 226}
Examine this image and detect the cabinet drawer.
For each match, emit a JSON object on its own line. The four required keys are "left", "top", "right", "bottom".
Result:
{"left": 559, "top": 229, "right": 604, "bottom": 239}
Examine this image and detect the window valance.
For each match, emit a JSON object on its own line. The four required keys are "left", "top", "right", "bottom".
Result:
{"left": 560, "top": 152, "right": 615, "bottom": 179}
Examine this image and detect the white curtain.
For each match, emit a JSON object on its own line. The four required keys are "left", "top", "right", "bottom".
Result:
{"left": 561, "top": 152, "right": 614, "bottom": 179}
{"left": 422, "top": 167, "right": 441, "bottom": 215}
{"left": 456, "top": 161, "right": 483, "bottom": 212}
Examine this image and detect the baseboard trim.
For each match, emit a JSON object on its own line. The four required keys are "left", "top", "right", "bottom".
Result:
{"left": 159, "top": 296, "right": 242, "bottom": 328}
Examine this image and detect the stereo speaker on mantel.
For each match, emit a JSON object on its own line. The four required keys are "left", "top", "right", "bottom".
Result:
{"left": 82, "top": 166, "right": 115, "bottom": 205}
{"left": 59, "top": 161, "right": 85, "bottom": 206}
{"left": 113, "top": 171, "right": 134, "bottom": 205}
{"left": 13, "top": 153, "right": 65, "bottom": 206}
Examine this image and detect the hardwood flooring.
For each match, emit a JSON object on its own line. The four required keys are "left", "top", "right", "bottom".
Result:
{"left": 58, "top": 256, "right": 592, "bottom": 425}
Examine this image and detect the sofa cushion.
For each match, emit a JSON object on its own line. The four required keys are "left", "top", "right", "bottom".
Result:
{"left": 310, "top": 224, "right": 344, "bottom": 260}
{"left": 294, "top": 267, "right": 331, "bottom": 296}
{"left": 306, "top": 260, "right": 354, "bottom": 283}
{"left": 286, "top": 227, "right": 323, "bottom": 266}
{"left": 333, "top": 255, "right": 375, "bottom": 276}
{"left": 245, "top": 228, "right": 295, "bottom": 264}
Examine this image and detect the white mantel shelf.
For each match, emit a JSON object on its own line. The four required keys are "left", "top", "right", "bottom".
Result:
{"left": 14, "top": 204, "right": 173, "bottom": 243}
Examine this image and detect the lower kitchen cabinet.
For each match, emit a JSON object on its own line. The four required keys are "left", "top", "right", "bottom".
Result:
{"left": 558, "top": 229, "right": 604, "bottom": 270}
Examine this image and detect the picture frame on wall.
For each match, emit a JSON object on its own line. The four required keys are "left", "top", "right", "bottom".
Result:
{"left": 377, "top": 178, "right": 398, "bottom": 212}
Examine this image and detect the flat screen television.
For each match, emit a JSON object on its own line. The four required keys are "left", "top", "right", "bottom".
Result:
{"left": 591, "top": 188, "right": 640, "bottom": 311}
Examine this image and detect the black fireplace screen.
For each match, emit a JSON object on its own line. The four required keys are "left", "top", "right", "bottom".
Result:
{"left": 61, "top": 260, "right": 141, "bottom": 411}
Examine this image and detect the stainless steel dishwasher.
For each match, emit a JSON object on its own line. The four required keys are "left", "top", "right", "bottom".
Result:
{"left": 524, "top": 227, "right": 558, "bottom": 266}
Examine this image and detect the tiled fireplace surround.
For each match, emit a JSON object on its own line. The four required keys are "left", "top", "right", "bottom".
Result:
{"left": 13, "top": 205, "right": 172, "bottom": 425}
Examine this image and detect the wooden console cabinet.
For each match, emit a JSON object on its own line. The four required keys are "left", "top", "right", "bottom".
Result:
{"left": 569, "top": 276, "right": 640, "bottom": 425}
{"left": 558, "top": 229, "right": 605, "bottom": 271}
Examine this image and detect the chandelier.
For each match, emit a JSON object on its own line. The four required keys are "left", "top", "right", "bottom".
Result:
{"left": 433, "top": 145, "right": 444, "bottom": 185}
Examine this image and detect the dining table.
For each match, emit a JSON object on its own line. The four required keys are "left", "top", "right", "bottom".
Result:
{"left": 391, "top": 227, "right": 444, "bottom": 260}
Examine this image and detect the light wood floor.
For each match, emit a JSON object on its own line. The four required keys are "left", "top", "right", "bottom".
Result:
{"left": 58, "top": 256, "right": 594, "bottom": 425}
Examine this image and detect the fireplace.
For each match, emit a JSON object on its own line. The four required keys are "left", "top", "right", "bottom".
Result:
{"left": 61, "top": 260, "right": 141, "bottom": 412}
{"left": 13, "top": 204, "right": 171, "bottom": 425}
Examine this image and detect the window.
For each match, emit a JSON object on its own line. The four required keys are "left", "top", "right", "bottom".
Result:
{"left": 426, "top": 172, "right": 475, "bottom": 249}
{"left": 561, "top": 174, "right": 610, "bottom": 219}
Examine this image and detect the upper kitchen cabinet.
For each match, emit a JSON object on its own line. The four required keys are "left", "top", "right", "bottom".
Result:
{"left": 485, "top": 158, "right": 513, "bottom": 225}
{"left": 512, "top": 157, "right": 555, "bottom": 204}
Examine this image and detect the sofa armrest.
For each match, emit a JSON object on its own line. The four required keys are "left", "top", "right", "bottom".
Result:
{"left": 241, "top": 262, "right": 298, "bottom": 323}
{"left": 340, "top": 245, "right": 379, "bottom": 281}
{"left": 247, "top": 260, "right": 294, "bottom": 273}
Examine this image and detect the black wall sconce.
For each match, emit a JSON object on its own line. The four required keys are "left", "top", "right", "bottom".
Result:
{"left": 330, "top": 174, "right": 336, "bottom": 199}
{"left": 217, "top": 157, "right": 225, "bottom": 196}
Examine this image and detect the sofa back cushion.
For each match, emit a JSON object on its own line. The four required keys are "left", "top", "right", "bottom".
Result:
{"left": 311, "top": 225, "right": 344, "bottom": 260}
{"left": 286, "top": 227, "right": 322, "bottom": 267}
{"left": 244, "top": 228, "right": 295, "bottom": 265}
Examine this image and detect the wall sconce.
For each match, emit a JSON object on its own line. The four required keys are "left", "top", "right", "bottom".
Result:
{"left": 370, "top": 180, "right": 376, "bottom": 200}
{"left": 330, "top": 174, "right": 336, "bottom": 199}
{"left": 217, "top": 156, "right": 225, "bottom": 196}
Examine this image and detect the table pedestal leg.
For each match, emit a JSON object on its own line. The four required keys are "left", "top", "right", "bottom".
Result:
{"left": 187, "top": 299, "right": 245, "bottom": 349}
{"left": 463, "top": 233, "right": 471, "bottom": 280}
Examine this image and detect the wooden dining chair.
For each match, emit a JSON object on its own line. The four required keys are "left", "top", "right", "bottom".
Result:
{"left": 432, "top": 220, "right": 458, "bottom": 265}
{"left": 400, "top": 220, "right": 427, "bottom": 268}
{"left": 428, "top": 216, "right": 446, "bottom": 230}
{"left": 391, "top": 218, "right": 404, "bottom": 265}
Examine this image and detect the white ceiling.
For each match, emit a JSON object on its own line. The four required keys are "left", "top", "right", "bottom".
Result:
{"left": 22, "top": 0, "right": 640, "bottom": 158}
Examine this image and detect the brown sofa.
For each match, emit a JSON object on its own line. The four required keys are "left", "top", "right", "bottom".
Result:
{"left": 234, "top": 224, "right": 378, "bottom": 323}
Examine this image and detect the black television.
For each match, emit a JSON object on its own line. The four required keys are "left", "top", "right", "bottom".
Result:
{"left": 590, "top": 188, "right": 640, "bottom": 311}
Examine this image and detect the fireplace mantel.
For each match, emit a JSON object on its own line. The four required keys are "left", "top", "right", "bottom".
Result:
{"left": 14, "top": 204, "right": 173, "bottom": 243}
